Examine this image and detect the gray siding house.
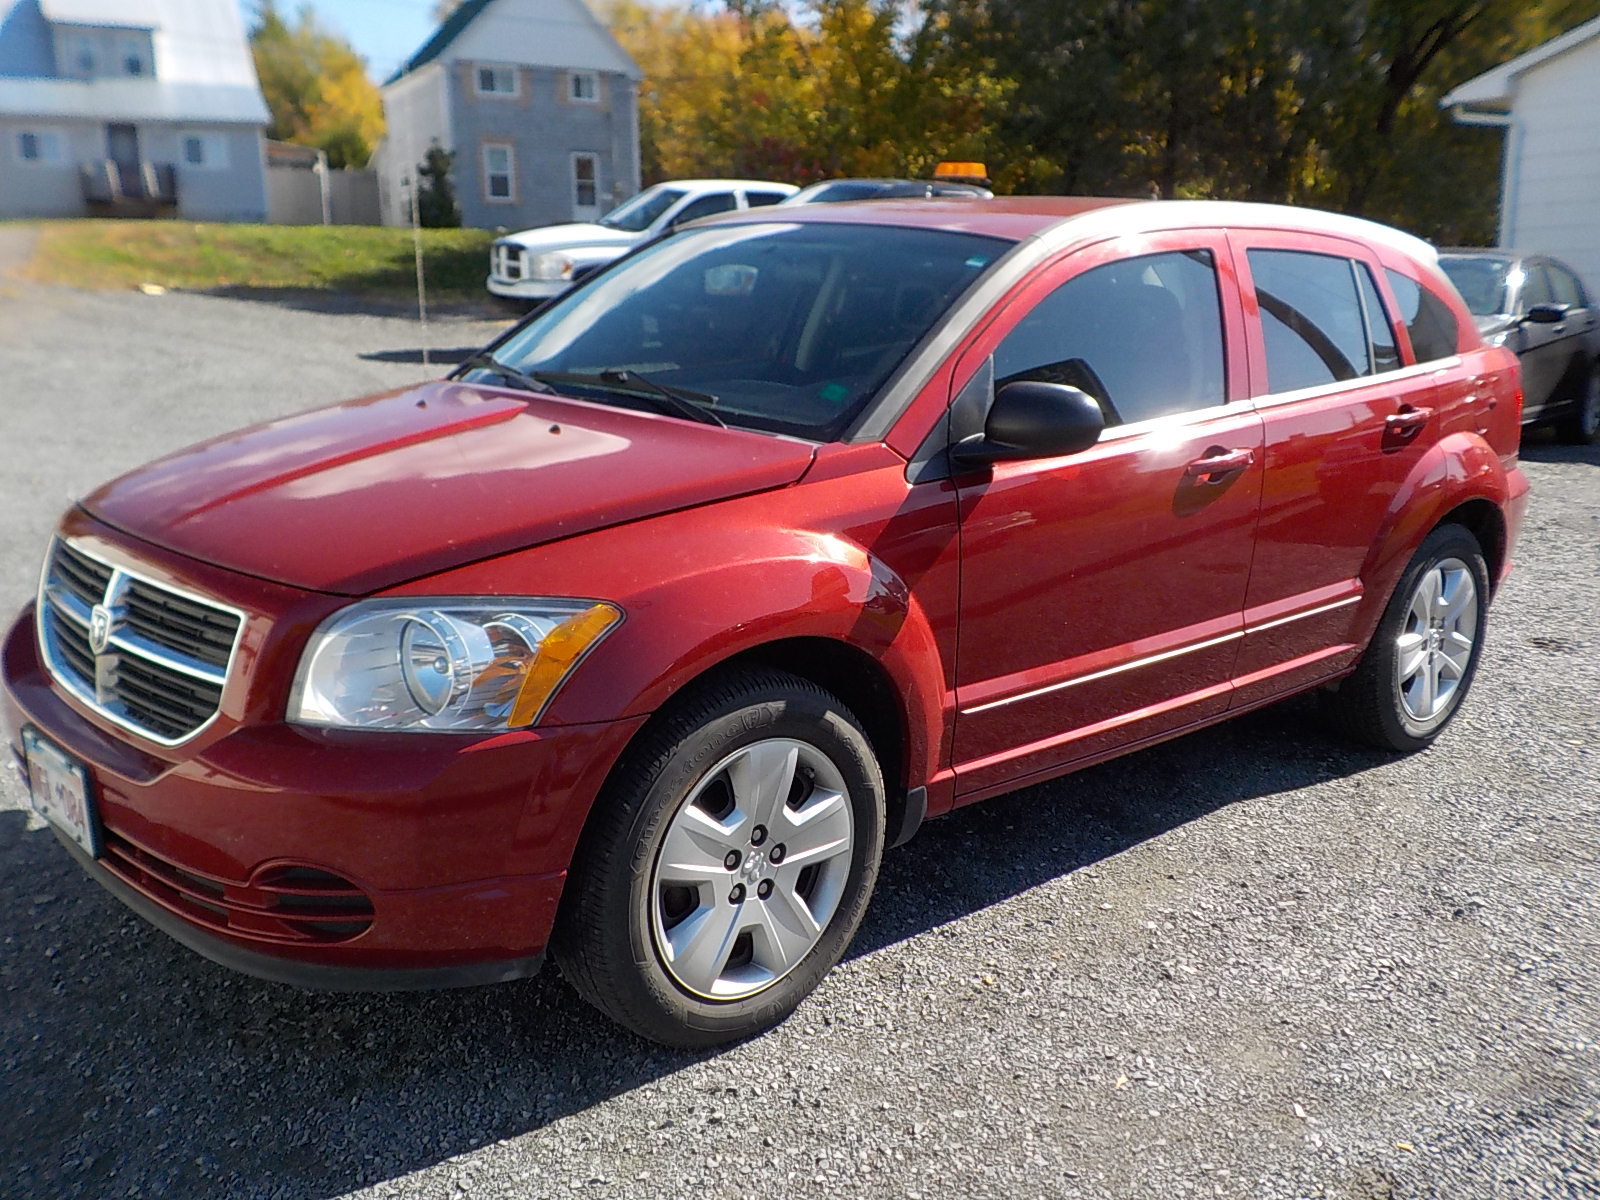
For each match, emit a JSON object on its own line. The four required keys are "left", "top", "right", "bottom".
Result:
{"left": 373, "top": 0, "right": 641, "bottom": 230}
{"left": 0, "top": 0, "right": 269, "bottom": 222}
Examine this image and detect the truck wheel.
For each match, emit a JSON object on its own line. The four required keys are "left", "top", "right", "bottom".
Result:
{"left": 554, "top": 670, "right": 885, "bottom": 1046}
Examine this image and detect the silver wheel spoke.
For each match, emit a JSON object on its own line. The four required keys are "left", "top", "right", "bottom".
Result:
{"left": 750, "top": 884, "right": 820, "bottom": 975}
{"left": 776, "top": 789, "right": 852, "bottom": 868}
{"left": 727, "top": 740, "right": 800, "bottom": 829}
{"left": 1440, "top": 632, "right": 1473, "bottom": 677}
{"left": 1396, "top": 633, "right": 1428, "bottom": 685}
{"left": 1440, "top": 570, "right": 1473, "bottom": 624}
{"left": 658, "top": 806, "right": 738, "bottom": 888}
{"left": 663, "top": 900, "right": 742, "bottom": 996}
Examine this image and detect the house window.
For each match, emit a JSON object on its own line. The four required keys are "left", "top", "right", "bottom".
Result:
{"left": 15, "top": 130, "right": 64, "bottom": 166}
{"left": 483, "top": 143, "right": 515, "bottom": 202}
{"left": 570, "top": 72, "right": 598, "bottom": 103}
{"left": 475, "top": 65, "right": 519, "bottom": 97}
{"left": 180, "top": 133, "right": 229, "bottom": 171}
{"left": 573, "top": 153, "right": 598, "bottom": 209}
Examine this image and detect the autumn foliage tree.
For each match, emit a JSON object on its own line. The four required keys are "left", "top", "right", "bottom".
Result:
{"left": 250, "top": 2, "right": 385, "bottom": 169}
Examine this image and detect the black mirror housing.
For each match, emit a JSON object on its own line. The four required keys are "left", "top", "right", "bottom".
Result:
{"left": 951, "top": 381, "right": 1106, "bottom": 467}
{"left": 1523, "top": 302, "right": 1570, "bottom": 325}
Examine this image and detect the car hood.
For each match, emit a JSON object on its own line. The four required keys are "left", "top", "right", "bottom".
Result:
{"left": 83, "top": 381, "right": 815, "bottom": 595}
{"left": 499, "top": 224, "right": 641, "bottom": 253}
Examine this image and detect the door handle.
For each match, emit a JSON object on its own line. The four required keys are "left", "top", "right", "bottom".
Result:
{"left": 1183, "top": 448, "right": 1254, "bottom": 482}
{"left": 1384, "top": 405, "right": 1433, "bottom": 434}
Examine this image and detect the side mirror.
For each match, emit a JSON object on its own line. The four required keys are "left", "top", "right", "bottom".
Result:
{"left": 1523, "top": 302, "right": 1570, "bottom": 325}
{"left": 950, "top": 380, "right": 1105, "bottom": 468}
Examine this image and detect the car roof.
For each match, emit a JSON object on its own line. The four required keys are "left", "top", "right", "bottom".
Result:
{"left": 651, "top": 179, "right": 799, "bottom": 194}
{"left": 697, "top": 197, "right": 1440, "bottom": 263}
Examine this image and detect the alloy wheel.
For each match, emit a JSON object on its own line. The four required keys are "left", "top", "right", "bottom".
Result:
{"left": 1393, "top": 556, "right": 1478, "bottom": 725}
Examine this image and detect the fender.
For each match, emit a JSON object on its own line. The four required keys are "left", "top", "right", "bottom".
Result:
{"left": 1352, "top": 430, "right": 1511, "bottom": 638}
{"left": 559, "top": 527, "right": 949, "bottom": 792}
{"left": 401, "top": 490, "right": 961, "bottom": 804}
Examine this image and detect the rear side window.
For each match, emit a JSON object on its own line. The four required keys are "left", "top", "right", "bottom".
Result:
{"left": 1247, "top": 249, "right": 1371, "bottom": 392}
{"left": 1384, "top": 269, "right": 1462, "bottom": 363}
{"left": 744, "top": 190, "right": 789, "bottom": 208}
{"left": 993, "top": 249, "right": 1227, "bottom": 427}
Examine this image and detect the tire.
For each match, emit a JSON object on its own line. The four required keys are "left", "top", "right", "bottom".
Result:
{"left": 553, "top": 670, "right": 885, "bottom": 1047}
{"left": 1555, "top": 366, "right": 1599, "bottom": 445}
{"left": 1323, "top": 524, "right": 1490, "bottom": 752}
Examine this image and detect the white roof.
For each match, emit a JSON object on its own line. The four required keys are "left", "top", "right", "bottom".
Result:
{"left": 39, "top": 0, "right": 154, "bottom": 28}
{"left": 1443, "top": 15, "right": 1600, "bottom": 109}
{"left": 0, "top": 77, "right": 268, "bottom": 123}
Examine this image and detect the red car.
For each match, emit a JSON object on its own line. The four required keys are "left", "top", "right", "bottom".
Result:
{"left": 3, "top": 199, "right": 1528, "bottom": 1046}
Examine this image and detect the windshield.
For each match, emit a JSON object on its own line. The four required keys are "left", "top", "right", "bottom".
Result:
{"left": 1439, "top": 256, "right": 1512, "bottom": 316}
{"left": 598, "top": 186, "right": 686, "bottom": 232}
{"left": 483, "top": 222, "right": 1008, "bottom": 440}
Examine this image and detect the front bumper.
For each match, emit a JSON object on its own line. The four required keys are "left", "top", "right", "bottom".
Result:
{"left": 485, "top": 274, "right": 569, "bottom": 301}
{"left": 3, "top": 605, "right": 646, "bottom": 989}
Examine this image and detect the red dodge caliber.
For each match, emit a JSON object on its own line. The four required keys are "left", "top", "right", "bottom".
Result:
{"left": 2, "top": 200, "right": 1529, "bottom": 1045}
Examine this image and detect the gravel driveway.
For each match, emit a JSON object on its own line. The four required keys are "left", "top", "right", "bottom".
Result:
{"left": 0, "top": 274, "right": 1595, "bottom": 1200}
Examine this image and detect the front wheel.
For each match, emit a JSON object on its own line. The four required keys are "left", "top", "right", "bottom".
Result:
{"left": 1323, "top": 524, "right": 1490, "bottom": 752}
{"left": 553, "top": 670, "right": 885, "bottom": 1047}
{"left": 1556, "top": 367, "right": 1599, "bottom": 445}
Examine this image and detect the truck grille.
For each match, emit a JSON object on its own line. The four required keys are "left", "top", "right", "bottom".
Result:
{"left": 37, "top": 539, "right": 244, "bottom": 745}
{"left": 492, "top": 241, "right": 525, "bottom": 281}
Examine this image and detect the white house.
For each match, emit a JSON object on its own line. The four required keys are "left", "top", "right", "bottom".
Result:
{"left": 1443, "top": 17, "right": 1600, "bottom": 287}
{"left": 372, "top": 0, "right": 641, "bottom": 230}
{"left": 0, "top": 0, "right": 270, "bottom": 222}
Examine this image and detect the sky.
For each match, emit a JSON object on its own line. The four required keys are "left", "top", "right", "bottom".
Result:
{"left": 236, "top": 0, "right": 445, "bottom": 83}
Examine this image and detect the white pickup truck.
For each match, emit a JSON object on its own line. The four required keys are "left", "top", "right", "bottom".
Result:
{"left": 486, "top": 179, "right": 796, "bottom": 306}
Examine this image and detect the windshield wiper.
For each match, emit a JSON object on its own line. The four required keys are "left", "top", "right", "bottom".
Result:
{"left": 453, "top": 352, "right": 554, "bottom": 394}
{"left": 535, "top": 369, "right": 726, "bottom": 427}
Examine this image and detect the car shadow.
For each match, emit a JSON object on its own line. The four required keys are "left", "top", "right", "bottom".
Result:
{"left": 0, "top": 694, "right": 1390, "bottom": 1199}
{"left": 1517, "top": 425, "right": 1600, "bottom": 466}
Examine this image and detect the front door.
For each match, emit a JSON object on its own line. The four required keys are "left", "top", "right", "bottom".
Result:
{"left": 107, "top": 124, "right": 140, "bottom": 196}
{"left": 572, "top": 153, "right": 601, "bottom": 222}
{"left": 950, "top": 232, "right": 1262, "bottom": 800}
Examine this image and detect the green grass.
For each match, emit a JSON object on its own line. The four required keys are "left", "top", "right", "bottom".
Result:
{"left": 19, "top": 220, "right": 495, "bottom": 299}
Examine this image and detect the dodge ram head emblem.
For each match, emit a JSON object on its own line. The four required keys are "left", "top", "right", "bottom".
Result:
{"left": 88, "top": 604, "right": 113, "bottom": 655}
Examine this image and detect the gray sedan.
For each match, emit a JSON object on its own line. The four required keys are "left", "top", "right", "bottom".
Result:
{"left": 1439, "top": 249, "right": 1600, "bottom": 443}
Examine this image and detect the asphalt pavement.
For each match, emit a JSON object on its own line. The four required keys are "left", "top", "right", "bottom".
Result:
{"left": 0, "top": 272, "right": 1595, "bottom": 1200}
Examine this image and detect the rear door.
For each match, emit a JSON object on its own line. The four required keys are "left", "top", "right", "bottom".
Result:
{"left": 1228, "top": 234, "right": 1447, "bottom": 708}
{"left": 950, "top": 232, "right": 1262, "bottom": 798}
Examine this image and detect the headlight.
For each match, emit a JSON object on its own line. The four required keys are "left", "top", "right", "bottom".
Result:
{"left": 289, "top": 599, "right": 622, "bottom": 732}
{"left": 530, "top": 252, "right": 574, "bottom": 281}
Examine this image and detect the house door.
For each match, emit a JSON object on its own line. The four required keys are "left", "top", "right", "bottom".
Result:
{"left": 572, "top": 153, "right": 600, "bottom": 222}
{"left": 107, "top": 124, "right": 140, "bottom": 195}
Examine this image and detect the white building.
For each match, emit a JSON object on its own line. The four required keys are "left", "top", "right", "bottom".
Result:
{"left": 1443, "top": 17, "right": 1600, "bottom": 287}
{"left": 372, "top": 0, "right": 641, "bottom": 230}
{"left": 0, "top": 0, "right": 270, "bottom": 222}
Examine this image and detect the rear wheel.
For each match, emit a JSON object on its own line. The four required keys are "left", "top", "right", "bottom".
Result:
{"left": 1556, "top": 367, "right": 1599, "bottom": 445}
{"left": 1324, "top": 524, "right": 1489, "bottom": 752}
{"left": 553, "top": 670, "right": 885, "bottom": 1046}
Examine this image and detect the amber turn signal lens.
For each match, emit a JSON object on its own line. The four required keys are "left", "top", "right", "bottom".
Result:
{"left": 508, "top": 603, "right": 623, "bottom": 727}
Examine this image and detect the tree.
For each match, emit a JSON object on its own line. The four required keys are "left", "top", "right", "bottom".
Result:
{"left": 250, "top": 1, "right": 385, "bottom": 169}
{"left": 433, "top": 1, "right": 468, "bottom": 21}
{"left": 415, "top": 145, "right": 461, "bottom": 228}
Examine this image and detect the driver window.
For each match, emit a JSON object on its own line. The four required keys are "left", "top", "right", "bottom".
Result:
{"left": 992, "top": 249, "right": 1227, "bottom": 427}
{"left": 671, "top": 193, "right": 737, "bottom": 227}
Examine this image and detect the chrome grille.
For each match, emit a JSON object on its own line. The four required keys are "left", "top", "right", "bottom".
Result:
{"left": 38, "top": 539, "right": 243, "bottom": 745}
{"left": 493, "top": 242, "right": 525, "bottom": 281}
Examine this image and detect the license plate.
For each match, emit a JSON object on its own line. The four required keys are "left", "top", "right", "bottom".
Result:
{"left": 22, "top": 728, "right": 99, "bottom": 858}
